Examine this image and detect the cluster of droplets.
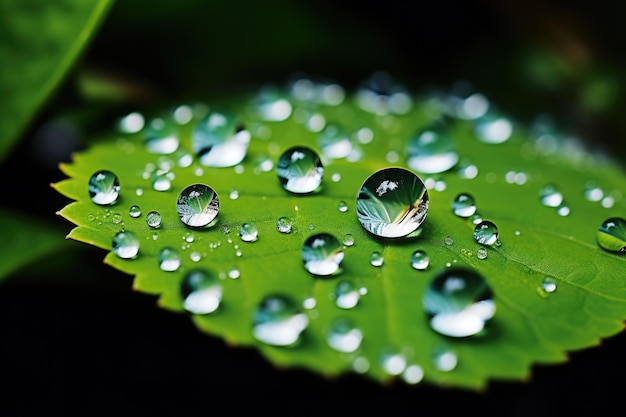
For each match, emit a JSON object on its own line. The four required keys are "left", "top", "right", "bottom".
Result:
{"left": 83, "top": 71, "right": 626, "bottom": 384}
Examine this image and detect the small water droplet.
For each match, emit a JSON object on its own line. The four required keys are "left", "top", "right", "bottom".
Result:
{"left": 337, "top": 201, "right": 348, "bottom": 212}
{"left": 228, "top": 267, "right": 241, "bottom": 279}
{"left": 474, "top": 111, "right": 513, "bottom": 144}
{"left": 239, "top": 222, "right": 259, "bottom": 242}
{"left": 423, "top": 267, "right": 495, "bottom": 337}
{"left": 177, "top": 184, "right": 220, "bottom": 228}
{"left": 537, "top": 276, "right": 557, "bottom": 297}
{"left": 433, "top": 347, "right": 458, "bottom": 372}
{"left": 88, "top": 170, "right": 120, "bottom": 206}
{"left": 277, "top": 216, "right": 293, "bottom": 233}
{"left": 152, "top": 169, "right": 174, "bottom": 192}
{"left": 402, "top": 364, "right": 425, "bottom": 384}
{"left": 111, "top": 213, "right": 123, "bottom": 224}
{"left": 158, "top": 247, "right": 181, "bottom": 271}
{"left": 117, "top": 111, "right": 145, "bottom": 134}
{"left": 370, "top": 251, "right": 384, "bottom": 267}
{"left": 476, "top": 247, "right": 488, "bottom": 259}
{"left": 229, "top": 189, "right": 240, "bottom": 200}
{"left": 356, "top": 167, "right": 429, "bottom": 238}
{"left": 181, "top": 269, "right": 222, "bottom": 314}
{"left": 144, "top": 117, "right": 180, "bottom": 154}
{"left": 597, "top": 217, "right": 626, "bottom": 253}
{"left": 452, "top": 192, "right": 477, "bottom": 218}
{"left": 252, "top": 294, "right": 309, "bottom": 346}
{"left": 540, "top": 183, "right": 564, "bottom": 207}
{"left": 334, "top": 279, "right": 361, "bottom": 309}
{"left": 318, "top": 123, "right": 353, "bottom": 159}
{"left": 444, "top": 236, "right": 454, "bottom": 245}
{"left": 410, "top": 249, "right": 430, "bottom": 270}
{"left": 190, "top": 251, "right": 202, "bottom": 262}
{"left": 191, "top": 111, "right": 250, "bottom": 167}
{"left": 112, "top": 230, "right": 140, "bottom": 259}
{"left": 406, "top": 124, "right": 459, "bottom": 174}
{"left": 342, "top": 233, "right": 355, "bottom": 247}
{"left": 557, "top": 205, "right": 570, "bottom": 216}
{"left": 470, "top": 213, "right": 483, "bottom": 225}
{"left": 146, "top": 211, "right": 162, "bottom": 228}
{"left": 302, "top": 233, "right": 344, "bottom": 276}
{"left": 276, "top": 146, "right": 324, "bottom": 194}
{"left": 129, "top": 205, "right": 142, "bottom": 218}
{"left": 327, "top": 317, "right": 363, "bottom": 353}
{"left": 474, "top": 221, "right": 499, "bottom": 246}
{"left": 380, "top": 347, "right": 407, "bottom": 376}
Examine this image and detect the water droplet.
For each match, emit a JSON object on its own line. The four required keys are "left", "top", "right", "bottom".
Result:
{"left": 406, "top": 124, "right": 459, "bottom": 174}
{"left": 191, "top": 111, "right": 250, "bottom": 167}
{"left": 252, "top": 294, "right": 309, "bottom": 346}
{"left": 327, "top": 317, "right": 363, "bottom": 353}
{"left": 190, "top": 251, "right": 202, "bottom": 262}
{"left": 470, "top": 213, "right": 483, "bottom": 225}
{"left": 356, "top": 71, "right": 412, "bottom": 115}
{"left": 380, "top": 347, "right": 407, "bottom": 376}
{"left": 229, "top": 189, "right": 240, "bottom": 200}
{"left": 277, "top": 216, "right": 293, "bottom": 233}
{"left": 584, "top": 182, "right": 604, "bottom": 202}
{"left": 181, "top": 269, "right": 222, "bottom": 314}
{"left": 452, "top": 192, "right": 477, "bottom": 218}
{"left": 88, "top": 170, "right": 120, "bottom": 206}
{"left": 410, "top": 249, "right": 430, "bottom": 270}
{"left": 537, "top": 276, "right": 557, "bottom": 297}
{"left": 557, "top": 204, "right": 570, "bottom": 217}
{"left": 111, "top": 213, "right": 123, "bottom": 224}
{"left": 318, "top": 123, "right": 353, "bottom": 159}
{"left": 474, "top": 111, "right": 513, "bottom": 144}
{"left": 423, "top": 267, "right": 495, "bottom": 337}
{"left": 334, "top": 279, "right": 361, "bottom": 309}
{"left": 444, "top": 236, "right": 454, "bottom": 245}
{"left": 146, "top": 211, "right": 162, "bottom": 228}
{"left": 129, "top": 205, "right": 141, "bottom": 218}
{"left": 476, "top": 247, "right": 488, "bottom": 259}
{"left": 255, "top": 86, "right": 293, "bottom": 121}
{"left": 370, "top": 251, "right": 384, "bottom": 267}
{"left": 337, "top": 201, "right": 348, "bottom": 212}
{"left": 356, "top": 167, "right": 429, "bottom": 238}
{"left": 342, "top": 233, "right": 355, "bottom": 247}
{"left": 239, "top": 222, "right": 259, "bottom": 242}
{"left": 152, "top": 169, "right": 174, "bottom": 192}
{"left": 228, "top": 267, "right": 240, "bottom": 279}
{"left": 474, "top": 221, "right": 499, "bottom": 246}
{"left": 402, "top": 364, "right": 425, "bottom": 384}
{"left": 177, "top": 184, "right": 220, "bottom": 228}
{"left": 540, "top": 183, "right": 564, "bottom": 207}
{"left": 276, "top": 146, "right": 324, "bottom": 194}
{"left": 117, "top": 111, "right": 145, "bottom": 134}
{"left": 144, "top": 117, "right": 180, "bottom": 154}
{"left": 433, "top": 347, "right": 458, "bottom": 372}
{"left": 302, "top": 233, "right": 344, "bottom": 276}
{"left": 112, "top": 230, "right": 140, "bottom": 259}
{"left": 597, "top": 217, "right": 626, "bottom": 253}
{"left": 158, "top": 247, "right": 181, "bottom": 271}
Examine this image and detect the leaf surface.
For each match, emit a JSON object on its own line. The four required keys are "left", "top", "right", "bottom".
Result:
{"left": 53, "top": 81, "right": 626, "bottom": 389}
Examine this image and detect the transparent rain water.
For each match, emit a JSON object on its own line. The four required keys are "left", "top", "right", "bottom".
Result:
{"left": 276, "top": 146, "right": 324, "bottom": 194}
{"left": 181, "top": 269, "right": 223, "bottom": 314}
{"left": 252, "top": 294, "right": 309, "bottom": 346}
{"left": 177, "top": 183, "right": 220, "bottom": 228}
{"left": 301, "top": 233, "right": 344, "bottom": 276}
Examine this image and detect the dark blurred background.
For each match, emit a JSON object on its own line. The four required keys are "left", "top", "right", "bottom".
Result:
{"left": 2, "top": 0, "right": 625, "bottom": 414}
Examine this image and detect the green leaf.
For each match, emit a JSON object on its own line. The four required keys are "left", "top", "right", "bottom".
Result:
{"left": 0, "top": 208, "right": 70, "bottom": 283}
{"left": 0, "top": 0, "right": 114, "bottom": 163}
{"left": 53, "top": 79, "right": 626, "bottom": 390}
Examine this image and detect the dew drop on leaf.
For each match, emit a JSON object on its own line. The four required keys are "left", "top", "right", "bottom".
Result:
{"left": 473, "top": 221, "right": 499, "bottom": 246}
{"left": 191, "top": 111, "right": 250, "bottom": 167}
{"left": 540, "top": 183, "right": 564, "bottom": 207}
{"left": 423, "top": 267, "right": 495, "bottom": 338}
{"left": 181, "top": 269, "right": 222, "bottom": 314}
{"left": 370, "top": 251, "right": 384, "bottom": 267}
{"left": 406, "top": 124, "right": 459, "bottom": 174}
{"left": 402, "top": 364, "right": 425, "bottom": 384}
{"left": 342, "top": 233, "right": 355, "bottom": 247}
{"left": 239, "top": 222, "right": 259, "bottom": 242}
{"left": 301, "top": 233, "right": 344, "bottom": 276}
{"left": 327, "top": 317, "right": 363, "bottom": 353}
{"left": 144, "top": 117, "right": 180, "bottom": 154}
{"left": 334, "top": 279, "right": 361, "bottom": 309}
{"left": 129, "top": 205, "right": 141, "bottom": 218}
{"left": 146, "top": 211, "right": 162, "bottom": 228}
{"left": 88, "top": 170, "right": 120, "bottom": 206}
{"left": 356, "top": 167, "right": 429, "bottom": 238}
{"left": 252, "top": 294, "right": 309, "bottom": 347}
{"left": 158, "top": 247, "right": 181, "bottom": 272}
{"left": 318, "top": 123, "right": 353, "bottom": 159}
{"left": 276, "top": 146, "right": 324, "bottom": 194}
{"left": 277, "top": 216, "right": 294, "bottom": 233}
{"left": 410, "top": 249, "right": 430, "bottom": 270}
{"left": 597, "top": 217, "right": 626, "bottom": 253}
{"left": 112, "top": 230, "right": 140, "bottom": 259}
{"left": 452, "top": 192, "right": 477, "bottom": 218}
{"left": 537, "top": 276, "right": 557, "bottom": 297}
{"left": 433, "top": 347, "right": 458, "bottom": 372}
{"left": 176, "top": 184, "right": 220, "bottom": 228}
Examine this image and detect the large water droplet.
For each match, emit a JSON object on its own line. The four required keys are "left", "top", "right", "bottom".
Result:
{"left": 597, "top": 217, "right": 626, "bottom": 253}
{"left": 406, "top": 124, "right": 459, "bottom": 174}
{"left": 327, "top": 317, "right": 363, "bottom": 353}
{"left": 191, "top": 111, "right": 250, "bottom": 167}
{"left": 177, "top": 184, "right": 220, "bottom": 228}
{"left": 129, "top": 205, "right": 142, "bottom": 218}
{"left": 356, "top": 167, "right": 429, "bottom": 238}
{"left": 252, "top": 294, "right": 309, "bottom": 346}
{"left": 144, "top": 117, "right": 180, "bottom": 154}
{"left": 423, "top": 267, "right": 495, "bottom": 337}
{"left": 302, "top": 233, "right": 344, "bottom": 276}
{"left": 452, "top": 192, "right": 477, "bottom": 218}
{"left": 88, "top": 170, "right": 120, "bottom": 206}
{"left": 112, "top": 230, "right": 139, "bottom": 259}
{"left": 473, "top": 221, "right": 499, "bottom": 246}
{"left": 158, "top": 247, "right": 181, "bottom": 271}
{"left": 181, "top": 269, "right": 222, "bottom": 314}
{"left": 276, "top": 146, "right": 324, "bottom": 194}
{"left": 239, "top": 222, "right": 259, "bottom": 242}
